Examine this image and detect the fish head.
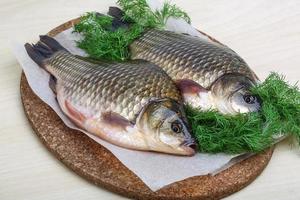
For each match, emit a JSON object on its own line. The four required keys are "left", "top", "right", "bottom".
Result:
{"left": 136, "top": 99, "right": 196, "bottom": 156}
{"left": 210, "top": 74, "right": 261, "bottom": 114}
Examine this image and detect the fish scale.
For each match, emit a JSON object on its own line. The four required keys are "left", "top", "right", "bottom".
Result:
{"left": 25, "top": 36, "right": 197, "bottom": 155}
{"left": 130, "top": 29, "right": 258, "bottom": 88}
{"left": 45, "top": 51, "right": 182, "bottom": 121}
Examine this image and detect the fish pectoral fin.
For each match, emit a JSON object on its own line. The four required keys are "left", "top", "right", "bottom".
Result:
{"left": 86, "top": 113, "right": 148, "bottom": 150}
{"left": 49, "top": 75, "right": 57, "bottom": 94}
{"left": 64, "top": 100, "right": 86, "bottom": 128}
{"left": 101, "top": 112, "right": 133, "bottom": 131}
{"left": 176, "top": 79, "right": 207, "bottom": 94}
{"left": 176, "top": 79, "right": 212, "bottom": 109}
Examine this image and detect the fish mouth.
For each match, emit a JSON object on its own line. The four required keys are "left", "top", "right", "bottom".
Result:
{"left": 180, "top": 140, "right": 197, "bottom": 156}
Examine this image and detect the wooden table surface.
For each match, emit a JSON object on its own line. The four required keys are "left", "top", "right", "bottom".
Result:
{"left": 0, "top": 0, "right": 299, "bottom": 199}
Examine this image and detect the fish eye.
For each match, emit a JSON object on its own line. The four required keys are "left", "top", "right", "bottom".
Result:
{"left": 243, "top": 95, "right": 256, "bottom": 104}
{"left": 171, "top": 121, "right": 182, "bottom": 133}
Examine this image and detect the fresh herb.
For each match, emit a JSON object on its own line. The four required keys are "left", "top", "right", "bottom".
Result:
{"left": 187, "top": 72, "right": 300, "bottom": 154}
{"left": 74, "top": 12, "right": 144, "bottom": 61}
{"left": 73, "top": 1, "right": 300, "bottom": 154}
{"left": 117, "top": 0, "right": 191, "bottom": 28}
{"left": 73, "top": 0, "right": 190, "bottom": 61}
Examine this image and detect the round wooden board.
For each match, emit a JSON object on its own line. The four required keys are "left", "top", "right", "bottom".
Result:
{"left": 20, "top": 19, "right": 274, "bottom": 200}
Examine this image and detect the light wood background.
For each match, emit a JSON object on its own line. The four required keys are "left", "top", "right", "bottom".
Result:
{"left": 0, "top": 0, "right": 300, "bottom": 199}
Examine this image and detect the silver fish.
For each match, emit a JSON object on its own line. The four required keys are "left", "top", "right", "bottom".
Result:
{"left": 25, "top": 36, "right": 196, "bottom": 156}
{"left": 130, "top": 29, "right": 261, "bottom": 114}
{"left": 109, "top": 7, "right": 261, "bottom": 114}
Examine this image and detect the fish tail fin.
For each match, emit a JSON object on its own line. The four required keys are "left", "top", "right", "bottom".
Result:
{"left": 109, "top": 6, "right": 132, "bottom": 27}
{"left": 39, "top": 35, "right": 68, "bottom": 52}
{"left": 24, "top": 35, "right": 68, "bottom": 68}
{"left": 24, "top": 42, "right": 49, "bottom": 68}
{"left": 108, "top": 7, "right": 125, "bottom": 21}
{"left": 95, "top": 7, "right": 131, "bottom": 31}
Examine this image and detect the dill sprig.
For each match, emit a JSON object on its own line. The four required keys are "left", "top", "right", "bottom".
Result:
{"left": 187, "top": 72, "right": 300, "bottom": 154}
{"left": 251, "top": 73, "right": 300, "bottom": 139}
{"left": 117, "top": 0, "right": 191, "bottom": 28}
{"left": 73, "top": 0, "right": 191, "bottom": 61}
{"left": 72, "top": 2, "right": 300, "bottom": 154}
{"left": 74, "top": 12, "right": 144, "bottom": 61}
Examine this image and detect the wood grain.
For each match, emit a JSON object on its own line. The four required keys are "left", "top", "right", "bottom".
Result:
{"left": 1, "top": 0, "right": 300, "bottom": 200}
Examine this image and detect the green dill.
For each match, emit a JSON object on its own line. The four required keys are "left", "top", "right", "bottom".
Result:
{"left": 74, "top": 12, "right": 144, "bottom": 61}
{"left": 117, "top": 0, "right": 191, "bottom": 28}
{"left": 251, "top": 73, "right": 300, "bottom": 139}
{"left": 73, "top": 0, "right": 190, "bottom": 61}
{"left": 187, "top": 72, "right": 300, "bottom": 154}
{"left": 72, "top": 2, "right": 300, "bottom": 154}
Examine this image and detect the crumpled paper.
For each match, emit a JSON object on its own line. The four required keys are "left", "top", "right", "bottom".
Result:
{"left": 12, "top": 12, "right": 253, "bottom": 191}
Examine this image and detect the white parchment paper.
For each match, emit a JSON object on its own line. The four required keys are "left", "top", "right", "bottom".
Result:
{"left": 12, "top": 30, "right": 250, "bottom": 191}
{"left": 12, "top": 3, "right": 253, "bottom": 190}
